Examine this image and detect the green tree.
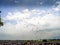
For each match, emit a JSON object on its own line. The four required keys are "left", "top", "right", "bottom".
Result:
{"left": 0, "top": 11, "right": 3, "bottom": 26}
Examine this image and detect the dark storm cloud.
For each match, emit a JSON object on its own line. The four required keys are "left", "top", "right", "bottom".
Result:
{"left": 53, "top": 35, "right": 60, "bottom": 39}
{"left": 0, "top": 0, "right": 60, "bottom": 6}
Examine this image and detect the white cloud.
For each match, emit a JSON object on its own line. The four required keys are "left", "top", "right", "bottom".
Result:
{"left": 53, "top": 7, "right": 60, "bottom": 11}
{"left": 1, "top": 8, "right": 60, "bottom": 40}
{"left": 56, "top": 1, "right": 60, "bottom": 7}
{"left": 53, "top": 1, "right": 60, "bottom": 11}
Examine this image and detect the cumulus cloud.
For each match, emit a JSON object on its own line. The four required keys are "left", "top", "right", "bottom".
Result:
{"left": 52, "top": 1, "right": 60, "bottom": 11}
{"left": 1, "top": 8, "right": 60, "bottom": 40}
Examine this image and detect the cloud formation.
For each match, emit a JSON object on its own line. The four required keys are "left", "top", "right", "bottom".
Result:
{"left": 0, "top": 6, "right": 60, "bottom": 40}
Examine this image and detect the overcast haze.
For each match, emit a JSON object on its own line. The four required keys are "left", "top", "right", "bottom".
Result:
{"left": 0, "top": 0, "right": 60, "bottom": 40}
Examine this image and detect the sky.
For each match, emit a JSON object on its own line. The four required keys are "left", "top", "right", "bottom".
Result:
{"left": 0, "top": 0, "right": 60, "bottom": 40}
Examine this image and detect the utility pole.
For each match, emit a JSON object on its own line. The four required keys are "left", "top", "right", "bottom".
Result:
{"left": 0, "top": 11, "right": 3, "bottom": 26}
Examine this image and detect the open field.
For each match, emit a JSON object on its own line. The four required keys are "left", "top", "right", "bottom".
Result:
{"left": 0, "top": 39, "right": 60, "bottom": 45}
